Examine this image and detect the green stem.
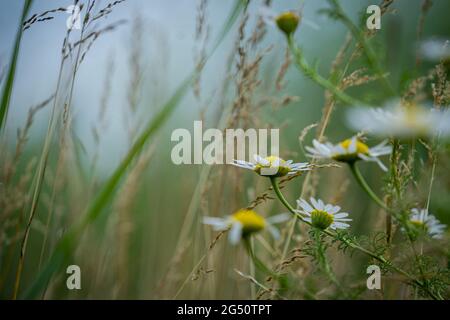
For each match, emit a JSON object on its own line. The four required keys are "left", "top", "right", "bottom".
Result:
{"left": 0, "top": 0, "right": 34, "bottom": 132}
{"left": 348, "top": 162, "right": 391, "bottom": 212}
{"left": 328, "top": 0, "right": 395, "bottom": 95}
{"left": 270, "top": 177, "right": 297, "bottom": 213}
{"left": 312, "top": 230, "right": 347, "bottom": 297}
{"left": 287, "top": 34, "right": 362, "bottom": 106}
{"left": 243, "top": 238, "right": 277, "bottom": 278}
{"left": 269, "top": 176, "right": 441, "bottom": 300}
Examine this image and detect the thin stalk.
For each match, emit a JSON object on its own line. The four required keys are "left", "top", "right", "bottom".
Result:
{"left": 286, "top": 34, "right": 362, "bottom": 106}
{"left": 12, "top": 4, "right": 90, "bottom": 298}
{"left": 280, "top": 33, "right": 355, "bottom": 264}
{"left": 328, "top": 0, "right": 395, "bottom": 95}
{"left": 24, "top": 0, "right": 244, "bottom": 299}
{"left": 348, "top": 162, "right": 390, "bottom": 212}
{"left": 37, "top": 0, "right": 92, "bottom": 272}
{"left": 312, "top": 229, "right": 347, "bottom": 298}
{"left": 249, "top": 237, "right": 256, "bottom": 299}
{"left": 269, "top": 177, "right": 441, "bottom": 300}
{"left": 0, "top": 0, "right": 33, "bottom": 132}
{"left": 243, "top": 238, "right": 276, "bottom": 278}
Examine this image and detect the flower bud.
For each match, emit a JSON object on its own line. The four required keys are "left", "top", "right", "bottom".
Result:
{"left": 276, "top": 11, "right": 300, "bottom": 36}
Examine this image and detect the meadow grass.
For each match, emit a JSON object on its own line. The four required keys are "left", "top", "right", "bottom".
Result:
{"left": 0, "top": 0, "right": 449, "bottom": 300}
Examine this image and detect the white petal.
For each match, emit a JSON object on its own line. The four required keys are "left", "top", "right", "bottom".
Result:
{"left": 267, "top": 213, "right": 291, "bottom": 224}
{"left": 329, "top": 205, "right": 341, "bottom": 214}
{"left": 335, "top": 218, "right": 352, "bottom": 222}
{"left": 348, "top": 137, "right": 357, "bottom": 153}
{"left": 255, "top": 154, "right": 270, "bottom": 166}
{"left": 267, "top": 224, "right": 280, "bottom": 240}
{"left": 297, "top": 199, "right": 313, "bottom": 213}
{"left": 228, "top": 222, "right": 243, "bottom": 245}
{"left": 203, "top": 217, "right": 229, "bottom": 231}
{"left": 333, "top": 145, "right": 346, "bottom": 155}
{"left": 290, "top": 162, "right": 309, "bottom": 168}
{"left": 333, "top": 212, "right": 348, "bottom": 219}
{"left": 305, "top": 146, "right": 321, "bottom": 155}
{"left": 310, "top": 197, "right": 321, "bottom": 210}
{"left": 333, "top": 222, "right": 350, "bottom": 229}
{"left": 374, "top": 158, "right": 388, "bottom": 171}
{"left": 317, "top": 199, "right": 325, "bottom": 210}
{"left": 232, "top": 160, "right": 255, "bottom": 170}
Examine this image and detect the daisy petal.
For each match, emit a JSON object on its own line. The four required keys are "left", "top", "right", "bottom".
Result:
{"left": 267, "top": 224, "right": 281, "bottom": 240}
{"left": 228, "top": 222, "right": 243, "bottom": 245}
{"left": 267, "top": 213, "right": 291, "bottom": 224}
{"left": 297, "top": 199, "right": 314, "bottom": 213}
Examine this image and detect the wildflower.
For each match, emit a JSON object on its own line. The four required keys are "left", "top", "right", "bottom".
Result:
{"left": 232, "top": 154, "right": 311, "bottom": 177}
{"left": 203, "top": 209, "right": 290, "bottom": 245}
{"left": 408, "top": 208, "right": 446, "bottom": 239}
{"left": 258, "top": 6, "right": 304, "bottom": 36}
{"left": 346, "top": 102, "right": 450, "bottom": 139}
{"left": 418, "top": 38, "right": 450, "bottom": 62}
{"left": 275, "top": 11, "right": 300, "bottom": 36}
{"left": 305, "top": 136, "right": 392, "bottom": 171}
{"left": 296, "top": 198, "right": 351, "bottom": 230}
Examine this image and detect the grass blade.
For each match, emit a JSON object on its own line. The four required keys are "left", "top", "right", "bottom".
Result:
{"left": 23, "top": 0, "right": 245, "bottom": 299}
{"left": 0, "top": 0, "right": 33, "bottom": 131}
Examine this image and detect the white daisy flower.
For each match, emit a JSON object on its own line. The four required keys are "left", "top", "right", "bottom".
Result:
{"left": 346, "top": 102, "right": 450, "bottom": 139}
{"left": 418, "top": 38, "right": 450, "bottom": 62}
{"left": 232, "top": 154, "right": 311, "bottom": 177}
{"left": 203, "top": 209, "right": 290, "bottom": 245}
{"left": 295, "top": 198, "right": 352, "bottom": 230}
{"left": 305, "top": 136, "right": 392, "bottom": 171}
{"left": 409, "top": 208, "right": 446, "bottom": 239}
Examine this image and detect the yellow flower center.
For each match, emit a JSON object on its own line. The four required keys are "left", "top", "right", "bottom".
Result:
{"left": 332, "top": 139, "right": 369, "bottom": 162}
{"left": 340, "top": 139, "right": 370, "bottom": 154}
{"left": 409, "top": 219, "right": 429, "bottom": 240}
{"left": 232, "top": 209, "right": 266, "bottom": 235}
{"left": 311, "top": 210, "right": 334, "bottom": 230}
{"left": 402, "top": 105, "right": 430, "bottom": 135}
{"left": 275, "top": 12, "right": 300, "bottom": 36}
{"left": 254, "top": 155, "right": 291, "bottom": 177}
{"left": 410, "top": 220, "right": 428, "bottom": 231}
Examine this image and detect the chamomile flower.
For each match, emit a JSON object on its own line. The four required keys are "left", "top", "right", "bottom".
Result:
{"left": 346, "top": 102, "right": 450, "bottom": 139}
{"left": 305, "top": 136, "right": 392, "bottom": 171}
{"left": 232, "top": 154, "right": 311, "bottom": 177}
{"left": 296, "top": 198, "right": 352, "bottom": 231}
{"left": 203, "top": 209, "right": 290, "bottom": 245}
{"left": 418, "top": 38, "right": 450, "bottom": 62}
{"left": 408, "top": 208, "right": 446, "bottom": 239}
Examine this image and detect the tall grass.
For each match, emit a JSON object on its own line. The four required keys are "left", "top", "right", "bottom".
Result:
{"left": 0, "top": 0, "right": 449, "bottom": 300}
{"left": 0, "top": 0, "right": 33, "bottom": 131}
